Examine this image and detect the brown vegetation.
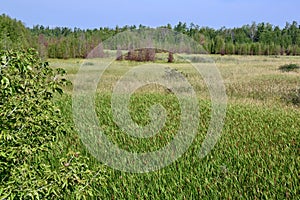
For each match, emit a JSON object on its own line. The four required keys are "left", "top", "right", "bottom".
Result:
{"left": 117, "top": 48, "right": 174, "bottom": 63}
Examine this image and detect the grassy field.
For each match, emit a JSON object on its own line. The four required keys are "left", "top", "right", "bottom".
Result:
{"left": 50, "top": 55, "right": 299, "bottom": 199}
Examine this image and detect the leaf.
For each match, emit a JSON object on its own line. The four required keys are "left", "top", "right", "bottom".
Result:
{"left": 56, "top": 87, "right": 64, "bottom": 95}
{"left": 1, "top": 77, "right": 10, "bottom": 88}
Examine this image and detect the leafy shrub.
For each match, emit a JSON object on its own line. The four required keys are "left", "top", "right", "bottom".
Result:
{"left": 0, "top": 49, "right": 106, "bottom": 198}
{"left": 0, "top": 48, "right": 67, "bottom": 178}
{"left": 278, "top": 63, "right": 300, "bottom": 72}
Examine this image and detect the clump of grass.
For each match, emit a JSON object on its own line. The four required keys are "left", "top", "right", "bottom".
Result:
{"left": 83, "top": 62, "right": 94, "bottom": 66}
{"left": 278, "top": 63, "right": 300, "bottom": 72}
{"left": 282, "top": 88, "right": 300, "bottom": 106}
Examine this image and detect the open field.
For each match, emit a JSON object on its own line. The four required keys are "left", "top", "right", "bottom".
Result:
{"left": 48, "top": 55, "right": 299, "bottom": 199}
{"left": 50, "top": 54, "right": 300, "bottom": 107}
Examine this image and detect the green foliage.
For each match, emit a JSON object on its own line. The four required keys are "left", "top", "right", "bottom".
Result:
{"left": 1, "top": 14, "right": 300, "bottom": 57}
{"left": 26, "top": 19, "right": 300, "bottom": 57}
{"left": 0, "top": 14, "right": 32, "bottom": 50}
{"left": 0, "top": 49, "right": 106, "bottom": 198}
{"left": 278, "top": 63, "right": 300, "bottom": 72}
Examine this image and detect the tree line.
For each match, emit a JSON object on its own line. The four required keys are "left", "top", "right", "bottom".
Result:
{"left": 1, "top": 14, "right": 300, "bottom": 58}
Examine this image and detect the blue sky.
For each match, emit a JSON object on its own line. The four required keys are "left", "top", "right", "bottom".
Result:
{"left": 1, "top": 0, "right": 299, "bottom": 29}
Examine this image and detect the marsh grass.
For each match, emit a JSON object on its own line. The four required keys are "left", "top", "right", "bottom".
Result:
{"left": 49, "top": 55, "right": 300, "bottom": 199}
{"left": 52, "top": 55, "right": 300, "bottom": 108}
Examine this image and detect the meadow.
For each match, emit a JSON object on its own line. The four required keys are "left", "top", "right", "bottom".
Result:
{"left": 47, "top": 55, "right": 300, "bottom": 199}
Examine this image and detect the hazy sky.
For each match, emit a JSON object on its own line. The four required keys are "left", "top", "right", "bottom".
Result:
{"left": 1, "top": 0, "right": 299, "bottom": 29}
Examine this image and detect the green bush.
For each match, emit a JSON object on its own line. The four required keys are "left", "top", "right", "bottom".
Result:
{"left": 278, "top": 63, "right": 300, "bottom": 72}
{"left": 0, "top": 49, "right": 106, "bottom": 198}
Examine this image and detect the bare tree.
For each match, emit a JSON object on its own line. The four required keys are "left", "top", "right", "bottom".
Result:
{"left": 168, "top": 52, "right": 174, "bottom": 63}
{"left": 116, "top": 45, "right": 123, "bottom": 61}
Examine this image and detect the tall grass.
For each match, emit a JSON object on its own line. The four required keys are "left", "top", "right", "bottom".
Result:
{"left": 51, "top": 55, "right": 299, "bottom": 199}
{"left": 54, "top": 93, "right": 299, "bottom": 199}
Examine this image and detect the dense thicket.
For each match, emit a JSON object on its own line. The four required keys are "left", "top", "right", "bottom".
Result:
{"left": 1, "top": 14, "right": 300, "bottom": 58}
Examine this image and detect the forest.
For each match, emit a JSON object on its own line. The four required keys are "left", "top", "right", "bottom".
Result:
{"left": 1, "top": 14, "right": 300, "bottom": 59}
